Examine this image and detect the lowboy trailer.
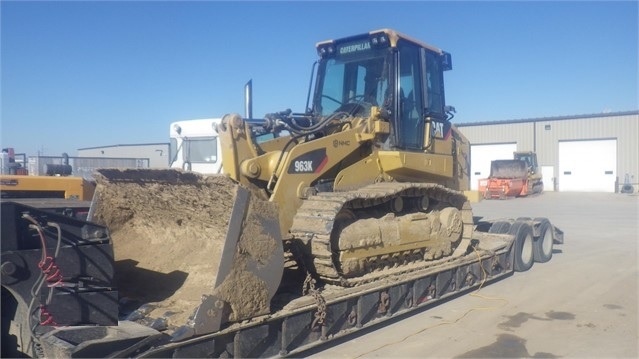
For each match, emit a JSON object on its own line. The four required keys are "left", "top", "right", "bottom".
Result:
{"left": 1, "top": 200, "right": 562, "bottom": 358}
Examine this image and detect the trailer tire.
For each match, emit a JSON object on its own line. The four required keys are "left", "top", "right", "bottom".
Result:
{"left": 532, "top": 218, "right": 553, "bottom": 263}
{"left": 508, "top": 221, "right": 534, "bottom": 272}
{"left": 488, "top": 221, "right": 511, "bottom": 234}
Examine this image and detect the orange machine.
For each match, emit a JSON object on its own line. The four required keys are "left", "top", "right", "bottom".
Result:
{"left": 478, "top": 159, "right": 530, "bottom": 199}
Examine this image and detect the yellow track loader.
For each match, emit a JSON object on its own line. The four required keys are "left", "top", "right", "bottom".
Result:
{"left": 2, "top": 29, "right": 562, "bottom": 358}
{"left": 89, "top": 28, "right": 475, "bottom": 335}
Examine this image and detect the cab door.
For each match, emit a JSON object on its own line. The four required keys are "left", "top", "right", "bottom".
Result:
{"left": 396, "top": 42, "right": 424, "bottom": 150}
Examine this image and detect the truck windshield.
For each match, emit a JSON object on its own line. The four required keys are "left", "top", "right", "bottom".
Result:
{"left": 315, "top": 49, "right": 390, "bottom": 116}
{"left": 184, "top": 137, "right": 217, "bottom": 163}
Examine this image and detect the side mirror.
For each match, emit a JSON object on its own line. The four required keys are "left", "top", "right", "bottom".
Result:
{"left": 442, "top": 52, "right": 452, "bottom": 71}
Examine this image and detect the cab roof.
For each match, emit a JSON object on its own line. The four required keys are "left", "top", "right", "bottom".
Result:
{"left": 315, "top": 28, "right": 445, "bottom": 55}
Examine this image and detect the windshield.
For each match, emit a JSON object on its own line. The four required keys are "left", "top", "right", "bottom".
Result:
{"left": 314, "top": 48, "right": 390, "bottom": 116}
{"left": 184, "top": 137, "right": 217, "bottom": 163}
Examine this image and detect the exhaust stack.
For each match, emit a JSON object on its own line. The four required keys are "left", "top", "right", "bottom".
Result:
{"left": 245, "top": 80, "right": 253, "bottom": 119}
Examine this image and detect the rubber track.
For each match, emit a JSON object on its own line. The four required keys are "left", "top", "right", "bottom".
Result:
{"left": 289, "top": 182, "right": 474, "bottom": 286}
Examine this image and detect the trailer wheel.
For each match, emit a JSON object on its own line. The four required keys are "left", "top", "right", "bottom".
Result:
{"left": 488, "top": 221, "right": 511, "bottom": 234}
{"left": 532, "top": 218, "right": 553, "bottom": 263}
{"left": 508, "top": 221, "right": 534, "bottom": 272}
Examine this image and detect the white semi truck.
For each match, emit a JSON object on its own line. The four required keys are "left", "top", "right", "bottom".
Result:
{"left": 169, "top": 118, "right": 222, "bottom": 174}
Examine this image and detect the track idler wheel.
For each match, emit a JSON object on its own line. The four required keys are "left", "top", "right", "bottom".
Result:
{"left": 437, "top": 207, "right": 463, "bottom": 243}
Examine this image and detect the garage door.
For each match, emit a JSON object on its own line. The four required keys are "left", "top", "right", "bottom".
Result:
{"left": 470, "top": 143, "right": 517, "bottom": 190}
{"left": 558, "top": 139, "right": 617, "bottom": 192}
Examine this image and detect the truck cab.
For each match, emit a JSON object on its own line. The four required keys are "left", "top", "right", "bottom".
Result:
{"left": 169, "top": 118, "right": 222, "bottom": 174}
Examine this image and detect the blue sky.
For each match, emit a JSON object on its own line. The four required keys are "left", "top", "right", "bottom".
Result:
{"left": 2, "top": 1, "right": 637, "bottom": 156}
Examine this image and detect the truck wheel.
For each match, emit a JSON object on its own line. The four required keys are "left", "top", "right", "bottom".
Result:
{"left": 488, "top": 221, "right": 511, "bottom": 234}
{"left": 508, "top": 221, "right": 534, "bottom": 272}
{"left": 532, "top": 218, "right": 553, "bottom": 263}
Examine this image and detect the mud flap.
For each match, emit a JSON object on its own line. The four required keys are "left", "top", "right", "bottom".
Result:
{"left": 553, "top": 226, "right": 564, "bottom": 244}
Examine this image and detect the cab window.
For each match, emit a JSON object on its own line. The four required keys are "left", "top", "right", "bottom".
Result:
{"left": 184, "top": 137, "right": 217, "bottom": 163}
{"left": 397, "top": 42, "right": 424, "bottom": 149}
{"left": 424, "top": 50, "right": 445, "bottom": 118}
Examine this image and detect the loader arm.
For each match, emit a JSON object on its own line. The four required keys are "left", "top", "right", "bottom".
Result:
{"left": 217, "top": 108, "right": 392, "bottom": 239}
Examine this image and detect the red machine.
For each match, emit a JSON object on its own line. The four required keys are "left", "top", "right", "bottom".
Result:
{"left": 479, "top": 159, "right": 531, "bottom": 199}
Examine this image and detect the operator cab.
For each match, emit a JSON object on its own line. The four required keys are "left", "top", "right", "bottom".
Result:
{"left": 514, "top": 152, "right": 539, "bottom": 174}
{"left": 314, "top": 29, "right": 453, "bottom": 150}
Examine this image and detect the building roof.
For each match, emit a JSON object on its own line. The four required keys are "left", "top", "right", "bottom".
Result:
{"left": 456, "top": 110, "right": 639, "bottom": 127}
{"left": 77, "top": 142, "right": 169, "bottom": 151}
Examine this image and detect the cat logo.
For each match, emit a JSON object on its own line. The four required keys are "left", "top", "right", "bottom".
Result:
{"left": 431, "top": 121, "right": 451, "bottom": 139}
{"left": 339, "top": 41, "right": 371, "bottom": 55}
{"left": 432, "top": 121, "right": 444, "bottom": 138}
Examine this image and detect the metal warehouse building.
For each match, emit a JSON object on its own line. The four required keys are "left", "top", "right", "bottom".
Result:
{"left": 457, "top": 111, "right": 639, "bottom": 193}
{"left": 77, "top": 143, "right": 170, "bottom": 168}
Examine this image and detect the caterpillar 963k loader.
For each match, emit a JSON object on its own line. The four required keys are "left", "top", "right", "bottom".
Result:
{"left": 1, "top": 29, "right": 562, "bottom": 358}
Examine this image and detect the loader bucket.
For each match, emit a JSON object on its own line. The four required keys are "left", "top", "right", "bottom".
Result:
{"left": 490, "top": 160, "right": 528, "bottom": 179}
{"left": 89, "top": 168, "right": 284, "bottom": 335}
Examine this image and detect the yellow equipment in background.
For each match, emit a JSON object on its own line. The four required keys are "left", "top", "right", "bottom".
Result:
{"left": 1, "top": 147, "right": 96, "bottom": 201}
{"left": 0, "top": 174, "right": 96, "bottom": 200}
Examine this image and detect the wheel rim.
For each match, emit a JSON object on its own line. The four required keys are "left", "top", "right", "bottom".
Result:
{"left": 522, "top": 233, "right": 534, "bottom": 264}
{"left": 542, "top": 227, "right": 553, "bottom": 255}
